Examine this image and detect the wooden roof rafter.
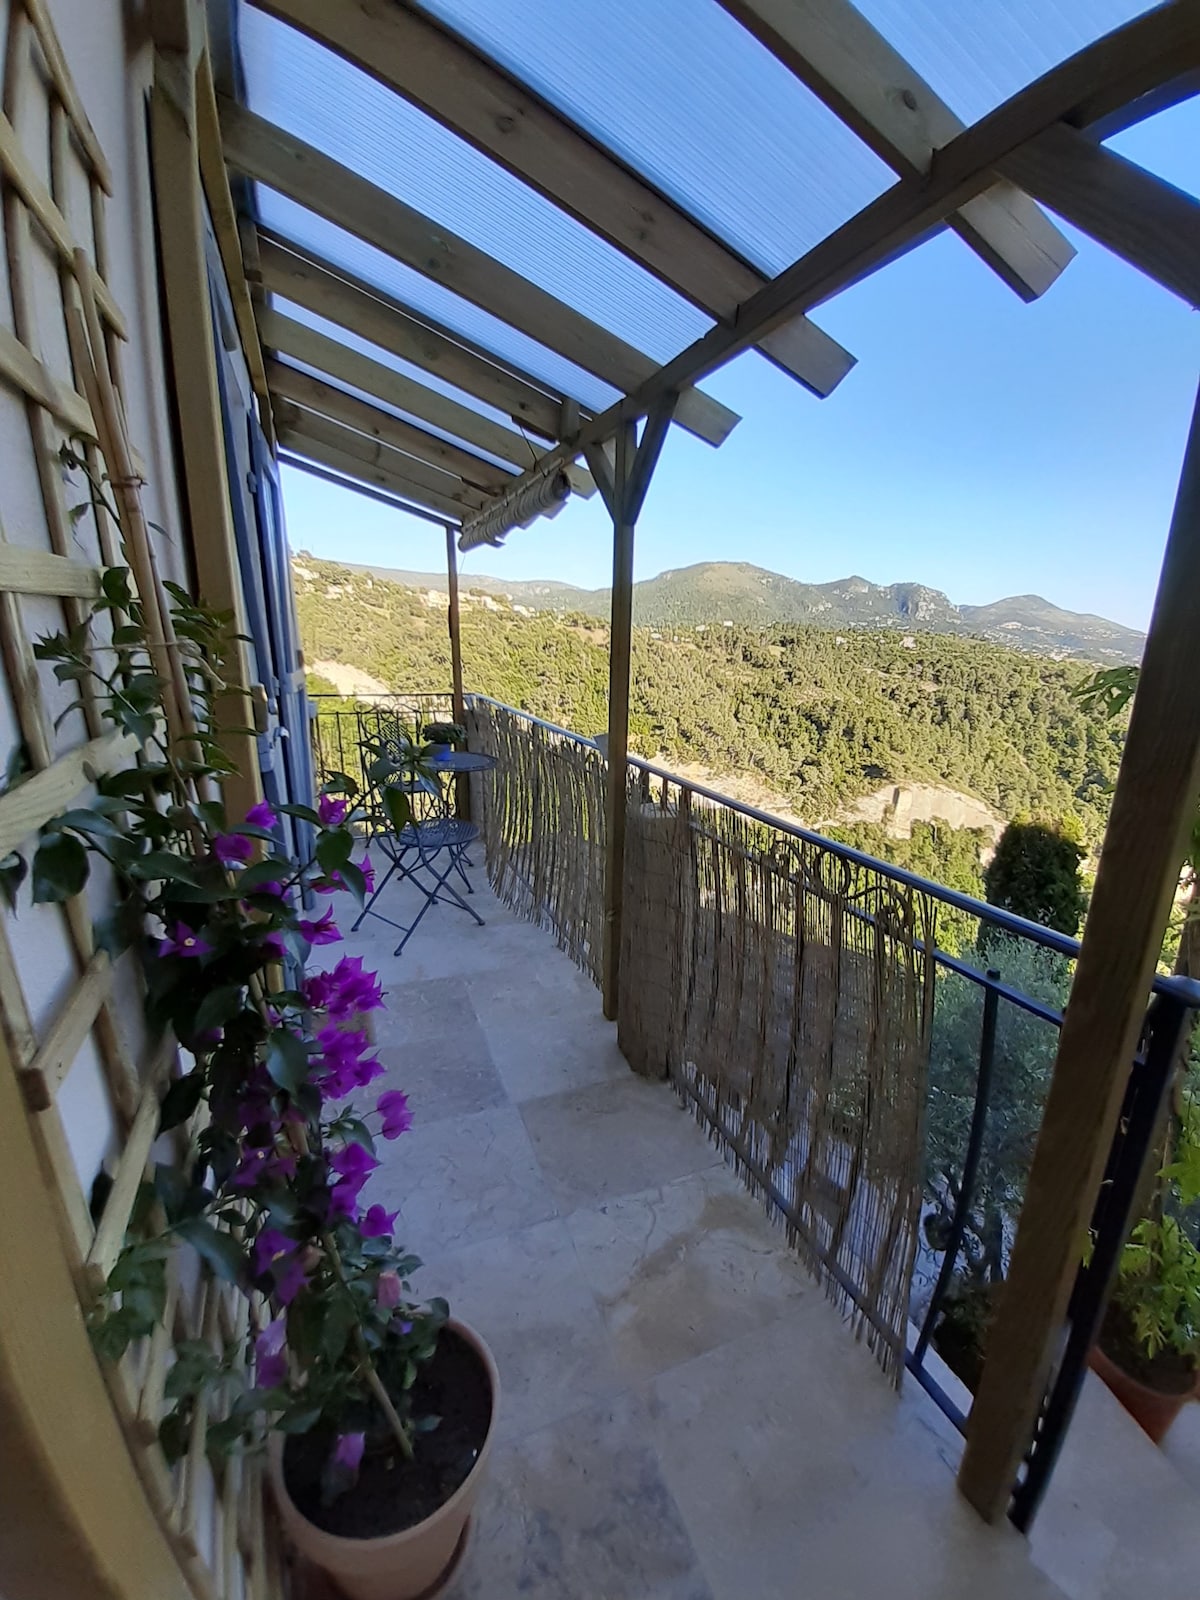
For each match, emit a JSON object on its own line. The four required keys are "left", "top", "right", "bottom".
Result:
{"left": 716, "top": 0, "right": 1076, "bottom": 301}
{"left": 220, "top": 99, "right": 741, "bottom": 448}
{"left": 256, "top": 234, "right": 571, "bottom": 440}
{"left": 245, "top": 0, "right": 859, "bottom": 399}
{"left": 458, "top": 3, "right": 1200, "bottom": 549}
{"left": 256, "top": 307, "right": 597, "bottom": 496}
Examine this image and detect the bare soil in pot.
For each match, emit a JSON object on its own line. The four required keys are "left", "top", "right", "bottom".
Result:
{"left": 282, "top": 1325, "right": 492, "bottom": 1540}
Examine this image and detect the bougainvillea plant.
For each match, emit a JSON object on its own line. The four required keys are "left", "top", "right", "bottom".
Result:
{"left": 17, "top": 568, "right": 443, "bottom": 1501}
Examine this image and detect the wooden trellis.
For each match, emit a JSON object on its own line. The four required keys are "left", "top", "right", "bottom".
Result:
{"left": 0, "top": 5, "right": 281, "bottom": 1596}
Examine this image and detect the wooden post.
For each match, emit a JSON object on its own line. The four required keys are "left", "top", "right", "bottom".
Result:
{"left": 149, "top": 34, "right": 262, "bottom": 824}
{"left": 602, "top": 418, "right": 637, "bottom": 1021}
{"left": 959, "top": 380, "right": 1200, "bottom": 1520}
{"left": 446, "top": 524, "right": 466, "bottom": 725}
{"left": 446, "top": 524, "right": 469, "bottom": 820}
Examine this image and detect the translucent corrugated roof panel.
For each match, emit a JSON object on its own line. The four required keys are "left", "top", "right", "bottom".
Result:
{"left": 271, "top": 298, "right": 553, "bottom": 463}
{"left": 257, "top": 192, "right": 621, "bottom": 414}
{"left": 835, "top": 0, "right": 1155, "bottom": 126}
{"left": 412, "top": 0, "right": 894, "bottom": 276}
{"left": 238, "top": 6, "right": 711, "bottom": 361}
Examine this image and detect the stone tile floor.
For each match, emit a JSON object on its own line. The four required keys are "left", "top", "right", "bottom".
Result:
{"left": 331, "top": 866, "right": 1200, "bottom": 1600}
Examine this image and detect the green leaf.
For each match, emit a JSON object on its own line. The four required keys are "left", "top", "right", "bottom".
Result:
{"left": 383, "top": 786, "right": 412, "bottom": 834}
{"left": 338, "top": 859, "right": 367, "bottom": 904}
{"left": 94, "top": 898, "right": 142, "bottom": 958}
{"left": 159, "top": 1071, "right": 205, "bottom": 1133}
{"left": 265, "top": 1028, "right": 310, "bottom": 1095}
{"left": 158, "top": 1406, "right": 191, "bottom": 1464}
{"left": 320, "top": 1294, "right": 356, "bottom": 1367}
{"left": 174, "top": 1217, "right": 245, "bottom": 1283}
{"left": 53, "top": 807, "right": 126, "bottom": 840}
{"left": 342, "top": 1118, "right": 376, "bottom": 1157}
{"left": 275, "top": 1404, "right": 322, "bottom": 1435}
{"left": 0, "top": 850, "right": 27, "bottom": 912}
{"left": 239, "top": 858, "right": 294, "bottom": 891}
{"left": 31, "top": 831, "right": 89, "bottom": 903}
{"left": 98, "top": 765, "right": 170, "bottom": 796}
{"left": 128, "top": 850, "right": 201, "bottom": 885}
{"left": 278, "top": 802, "right": 321, "bottom": 825}
{"left": 194, "top": 985, "right": 246, "bottom": 1035}
{"left": 101, "top": 567, "right": 133, "bottom": 608}
{"left": 316, "top": 829, "right": 354, "bottom": 873}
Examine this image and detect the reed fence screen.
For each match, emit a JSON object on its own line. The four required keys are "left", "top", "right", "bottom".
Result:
{"left": 467, "top": 702, "right": 936, "bottom": 1376}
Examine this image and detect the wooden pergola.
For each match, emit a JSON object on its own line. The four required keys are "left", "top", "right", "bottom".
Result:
{"left": 210, "top": 0, "right": 1200, "bottom": 1526}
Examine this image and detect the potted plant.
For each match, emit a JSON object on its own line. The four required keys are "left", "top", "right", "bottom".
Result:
{"left": 420, "top": 720, "right": 466, "bottom": 754}
{"left": 1090, "top": 1105, "right": 1200, "bottom": 1443}
{"left": 19, "top": 573, "right": 499, "bottom": 1600}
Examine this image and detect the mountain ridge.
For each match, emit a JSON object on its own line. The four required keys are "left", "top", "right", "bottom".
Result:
{"left": 319, "top": 558, "right": 1144, "bottom": 665}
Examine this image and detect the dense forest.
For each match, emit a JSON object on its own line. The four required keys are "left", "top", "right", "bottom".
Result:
{"left": 294, "top": 557, "right": 1125, "bottom": 861}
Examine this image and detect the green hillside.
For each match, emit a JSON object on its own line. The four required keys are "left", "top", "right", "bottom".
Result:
{"left": 295, "top": 557, "right": 1125, "bottom": 850}
{"left": 336, "top": 558, "right": 1144, "bottom": 665}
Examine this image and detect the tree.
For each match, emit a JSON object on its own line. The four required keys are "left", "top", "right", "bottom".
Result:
{"left": 983, "top": 818, "right": 1085, "bottom": 936}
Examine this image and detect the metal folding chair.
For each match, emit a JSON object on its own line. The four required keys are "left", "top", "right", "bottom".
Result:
{"left": 349, "top": 729, "right": 484, "bottom": 954}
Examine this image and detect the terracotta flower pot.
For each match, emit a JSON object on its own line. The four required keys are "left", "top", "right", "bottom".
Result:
{"left": 269, "top": 1320, "right": 499, "bottom": 1600}
{"left": 1088, "top": 1341, "right": 1197, "bottom": 1444}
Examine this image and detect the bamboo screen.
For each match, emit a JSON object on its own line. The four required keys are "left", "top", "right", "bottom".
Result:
{"left": 469, "top": 703, "right": 936, "bottom": 1379}
{"left": 0, "top": 7, "right": 281, "bottom": 1595}
{"left": 467, "top": 700, "right": 606, "bottom": 986}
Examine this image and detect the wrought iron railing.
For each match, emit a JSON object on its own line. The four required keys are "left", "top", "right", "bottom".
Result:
{"left": 307, "top": 691, "right": 1200, "bottom": 1527}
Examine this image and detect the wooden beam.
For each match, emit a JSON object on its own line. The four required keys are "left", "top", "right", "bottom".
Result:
{"left": 464, "top": 5, "right": 1200, "bottom": 529}
{"left": 220, "top": 100, "right": 740, "bottom": 447}
{"left": 0, "top": 547, "right": 102, "bottom": 599}
{"left": 259, "top": 307, "right": 596, "bottom": 496}
{"left": 960, "top": 379, "right": 1200, "bottom": 1520}
{"left": 195, "top": 48, "right": 274, "bottom": 439}
{"left": 258, "top": 235, "right": 566, "bottom": 440}
{"left": 602, "top": 417, "right": 637, "bottom": 1022}
{"left": 0, "top": 1028, "right": 195, "bottom": 1600}
{"left": 998, "top": 123, "right": 1200, "bottom": 308}
{"left": 273, "top": 401, "right": 488, "bottom": 511}
{"left": 246, "top": 0, "right": 856, "bottom": 398}
{"left": 0, "top": 731, "right": 139, "bottom": 858}
{"left": 717, "top": 0, "right": 1074, "bottom": 302}
{"left": 265, "top": 359, "right": 512, "bottom": 491}
{"left": 276, "top": 424, "right": 470, "bottom": 523}
{"left": 149, "top": 42, "right": 262, "bottom": 823}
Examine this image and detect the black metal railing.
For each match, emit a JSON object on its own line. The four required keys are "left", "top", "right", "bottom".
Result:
{"left": 309, "top": 693, "right": 457, "bottom": 794}
{"left": 307, "top": 691, "right": 1200, "bottom": 1528}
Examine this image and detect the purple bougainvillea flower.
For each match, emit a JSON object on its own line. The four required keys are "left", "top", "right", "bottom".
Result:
{"left": 377, "top": 1090, "right": 413, "bottom": 1141}
{"left": 160, "top": 923, "right": 212, "bottom": 959}
{"left": 361, "top": 1203, "right": 398, "bottom": 1239}
{"left": 331, "top": 1142, "right": 379, "bottom": 1182}
{"left": 298, "top": 905, "right": 341, "bottom": 945}
{"left": 261, "top": 931, "right": 286, "bottom": 960}
{"left": 327, "top": 957, "right": 385, "bottom": 1019}
{"left": 332, "top": 1432, "right": 365, "bottom": 1474}
{"left": 255, "top": 1318, "right": 288, "bottom": 1389}
{"left": 352, "top": 1055, "right": 385, "bottom": 1089}
{"left": 243, "top": 800, "right": 278, "bottom": 831}
{"left": 253, "top": 1228, "right": 296, "bottom": 1277}
{"left": 274, "top": 1253, "right": 309, "bottom": 1305}
{"left": 376, "top": 1270, "right": 402, "bottom": 1310}
{"left": 318, "top": 794, "right": 350, "bottom": 827}
{"left": 232, "top": 1145, "right": 271, "bottom": 1189}
{"left": 328, "top": 1185, "right": 361, "bottom": 1224}
{"left": 213, "top": 832, "right": 254, "bottom": 867}
{"left": 249, "top": 880, "right": 285, "bottom": 902}
{"left": 358, "top": 854, "right": 376, "bottom": 896}
{"left": 396, "top": 1320, "right": 413, "bottom": 1336}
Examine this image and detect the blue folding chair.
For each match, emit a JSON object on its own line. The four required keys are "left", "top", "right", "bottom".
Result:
{"left": 350, "top": 726, "right": 484, "bottom": 954}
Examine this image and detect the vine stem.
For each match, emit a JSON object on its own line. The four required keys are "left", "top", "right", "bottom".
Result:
{"left": 321, "top": 1227, "right": 415, "bottom": 1462}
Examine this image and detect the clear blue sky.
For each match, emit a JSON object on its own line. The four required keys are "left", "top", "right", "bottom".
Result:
{"left": 280, "top": 101, "right": 1199, "bottom": 635}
